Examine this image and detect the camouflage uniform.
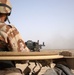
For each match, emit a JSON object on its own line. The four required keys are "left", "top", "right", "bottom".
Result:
{"left": 0, "top": 0, "right": 30, "bottom": 75}
{"left": 0, "top": 22, "right": 30, "bottom": 52}
{"left": 0, "top": 22, "right": 30, "bottom": 75}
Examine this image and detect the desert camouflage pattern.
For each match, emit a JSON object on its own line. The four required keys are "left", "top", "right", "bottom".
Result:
{"left": 0, "top": 22, "right": 30, "bottom": 52}
{"left": 0, "top": 0, "right": 11, "bottom": 14}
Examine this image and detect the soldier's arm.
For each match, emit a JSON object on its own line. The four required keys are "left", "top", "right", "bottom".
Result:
{"left": 1, "top": 25, "right": 30, "bottom": 52}
{"left": 8, "top": 25, "right": 30, "bottom": 52}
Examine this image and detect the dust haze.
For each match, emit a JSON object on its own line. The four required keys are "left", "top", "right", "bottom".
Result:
{"left": 43, "top": 35, "right": 74, "bottom": 50}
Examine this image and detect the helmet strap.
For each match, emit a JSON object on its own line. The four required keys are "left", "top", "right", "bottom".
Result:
{"left": 7, "top": 17, "right": 10, "bottom": 24}
{"left": 5, "top": 16, "right": 11, "bottom": 24}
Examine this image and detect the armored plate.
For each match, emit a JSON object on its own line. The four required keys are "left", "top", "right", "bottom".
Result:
{"left": 0, "top": 51, "right": 74, "bottom": 69}
{"left": 0, "top": 52, "right": 63, "bottom": 60}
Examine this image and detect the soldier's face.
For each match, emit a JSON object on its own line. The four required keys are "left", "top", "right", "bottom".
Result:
{"left": 0, "top": 14, "right": 7, "bottom": 22}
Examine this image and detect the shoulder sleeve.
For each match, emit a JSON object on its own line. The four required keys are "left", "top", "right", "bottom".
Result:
{"left": 6, "top": 25, "right": 30, "bottom": 52}
{"left": 0, "top": 24, "right": 30, "bottom": 52}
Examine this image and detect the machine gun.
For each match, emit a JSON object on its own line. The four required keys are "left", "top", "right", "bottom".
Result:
{"left": 25, "top": 40, "right": 45, "bottom": 52}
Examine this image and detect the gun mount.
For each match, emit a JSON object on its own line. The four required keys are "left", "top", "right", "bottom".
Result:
{"left": 25, "top": 40, "right": 45, "bottom": 52}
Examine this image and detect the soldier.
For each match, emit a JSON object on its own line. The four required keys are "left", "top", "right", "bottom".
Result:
{"left": 0, "top": 0, "right": 30, "bottom": 75}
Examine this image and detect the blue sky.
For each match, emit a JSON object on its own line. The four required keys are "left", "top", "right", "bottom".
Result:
{"left": 9, "top": 0, "right": 74, "bottom": 49}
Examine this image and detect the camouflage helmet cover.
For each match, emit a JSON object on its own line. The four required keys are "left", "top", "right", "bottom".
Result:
{"left": 0, "top": 0, "right": 12, "bottom": 16}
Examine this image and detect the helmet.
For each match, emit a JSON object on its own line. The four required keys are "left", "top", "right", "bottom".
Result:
{"left": 0, "top": 0, "right": 12, "bottom": 16}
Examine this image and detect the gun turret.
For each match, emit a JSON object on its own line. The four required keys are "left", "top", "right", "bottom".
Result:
{"left": 25, "top": 40, "right": 45, "bottom": 52}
